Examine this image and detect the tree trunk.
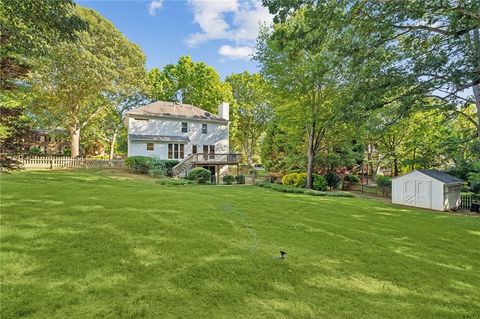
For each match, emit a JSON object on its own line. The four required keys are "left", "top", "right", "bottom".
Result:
{"left": 393, "top": 156, "right": 399, "bottom": 177}
{"left": 306, "top": 132, "right": 315, "bottom": 189}
{"left": 69, "top": 123, "right": 80, "bottom": 158}
{"left": 473, "top": 84, "right": 480, "bottom": 137}
{"left": 109, "top": 128, "right": 117, "bottom": 160}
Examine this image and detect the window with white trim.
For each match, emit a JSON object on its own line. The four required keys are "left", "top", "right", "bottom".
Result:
{"left": 146, "top": 142, "right": 154, "bottom": 151}
{"left": 202, "top": 124, "right": 207, "bottom": 134}
{"left": 181, "top": 122, "right": 188, "bottom": 133}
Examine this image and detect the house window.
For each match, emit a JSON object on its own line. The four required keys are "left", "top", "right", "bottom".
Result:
{"left": 209, "top": 145, "right": 215, "bottom": 159}
{"left": 192, "top": 145, "right": 197, "bottom": 154}
{"left": 168, "top": 144, "right": 185, "bottom": 159}
{"left": 181, "top": 122, "right": 188, "bottom": 133}
{"left": 134, "top": 118, "right": 149, "bottom": 121}
{"left": 202, "top": 124, "right": 207, "bottom": 134}
{"left": 147, "top": 142, "right": 154, "bottom": 151}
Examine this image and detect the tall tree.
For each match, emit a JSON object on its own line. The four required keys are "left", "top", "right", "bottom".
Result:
{"left": 28, "top": 6, "right": 146, "bottom": 157}
{"left": 0, "top": 0, "right": 86, "bottom": 168}
{"left": 256, "top": 5, "right": 364, "bottom": 188}
{"left": 226, "top": 72, "right": 272, "bottom": 165}
{"left": 263, "top": 0, "right": 480, "bottom": 135}
{"left": 146, "top": 56, "right": 234, "bottom": 114}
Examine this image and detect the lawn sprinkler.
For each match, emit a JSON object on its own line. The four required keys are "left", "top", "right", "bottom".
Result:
{"left": 274, "top": 250, "right": 286, "bottom": 260}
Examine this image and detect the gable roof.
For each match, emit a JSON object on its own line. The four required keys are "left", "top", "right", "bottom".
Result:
{"left": 416, "top": 170, "right": 463, "bottom": 185}
{"left": 126, "top": 101, "right": 227, "bottom": 123}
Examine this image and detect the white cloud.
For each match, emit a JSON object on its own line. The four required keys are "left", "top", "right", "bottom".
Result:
{"left": 148, "top": 1, "right": 163, "bottom": 16}
{"left": 218, "top": 45, "right": 254, "bottom": 60}
{"left": 186, "top": 0, "right": 272, "bottom": 60}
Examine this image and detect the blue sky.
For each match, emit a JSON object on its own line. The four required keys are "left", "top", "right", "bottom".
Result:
{"left": 77, "top": 0, "right": 272, "bottom": 78}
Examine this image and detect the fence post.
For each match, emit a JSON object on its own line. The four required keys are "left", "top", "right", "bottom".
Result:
{"left": 50, "top": 159, "right": 53, "bottom": 169}
{"left": 361, "top": 184, "right": 364, "bottom": 194}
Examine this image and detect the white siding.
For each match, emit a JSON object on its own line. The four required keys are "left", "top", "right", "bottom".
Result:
{"left": 392, "top": 171, "right": 442, "bottom": 210}
{"left": 127, "top": 116, "right": 229, "bottom": 159}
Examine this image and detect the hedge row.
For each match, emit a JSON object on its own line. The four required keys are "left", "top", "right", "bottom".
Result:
{"left": 255, "top": 182, "right": 354, "bottom": 197}
{"left": 125, "top": 156, "right": 179, "bottom": 177}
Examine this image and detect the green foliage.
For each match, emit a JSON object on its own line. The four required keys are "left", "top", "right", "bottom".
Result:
{"left": 294, "top": 173, "right": 307, "bottom": 188}
{"left": 225, "top": 72, "right": 272, "bottom": 164}
{"left": 344, "top": 175, "right": 360, "bottom": 184}
{"left": 376, "top": 175, "right": 392, "bottom": 188}
{"left": 29, "top": 147, "right": 41, "bottom": 155}
{"left": 312, "top": 174, "right": 328, "bottom": 191}
{"left": 255, "top": 182, "right": 354, "bottom": 197}
{"left": 156, "top": 178, "right": 195, "bottom": 186}
{"left": 235, "top": 175, "right": 245, "bottom": 184}
{"left": 28, "top": 6, "right": 146, "bottom": 157}
{"left": 467, "top": 162, "right": 480, "bottom": 194}
{"left": 148, "top": 167, "right": 167, "bottom": 178}
{"left": 223, "top": 175, "right": 235, "bottom": 185}
{"left": 146, "top": 56, "right": 234, "bottom": 114}
{"left": 282, "top": 173, "right": 298, "bottom": 186}
{"left": 125, "top": 156, "right": 156, "bottom": 174}
{"left": 188, "top": 167, "right": 211, "bottom": 184}
{"left": 325, "top": 171, "right": 340, "bottom": 190}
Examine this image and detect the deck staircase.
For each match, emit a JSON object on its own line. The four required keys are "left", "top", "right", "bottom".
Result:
{"left": 172, "top": 154, "right": 196, "bottom": 178}
{"left": 172, "top": 153, "right": 242, "bottom": 178}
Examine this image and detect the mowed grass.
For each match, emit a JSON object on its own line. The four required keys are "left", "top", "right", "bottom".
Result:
{"left": 1, "top": 170, "right": 480, "bottom": 319}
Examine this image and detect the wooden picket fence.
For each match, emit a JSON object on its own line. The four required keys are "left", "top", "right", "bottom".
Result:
{"left": 18, "top": 156, "right": 125, "bottom": 170}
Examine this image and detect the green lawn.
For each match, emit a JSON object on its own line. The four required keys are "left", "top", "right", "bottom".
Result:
{"left": 1, "top": 170, "right": 480, "bottom": 318}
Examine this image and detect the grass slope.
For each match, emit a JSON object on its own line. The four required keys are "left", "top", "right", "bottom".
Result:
{"left": 1, "top": 170, "right": 479, "bottom": 319}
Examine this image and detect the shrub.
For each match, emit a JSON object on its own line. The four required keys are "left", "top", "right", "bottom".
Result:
{"left": 294, "top": 173, "right": 307, "bottom": 188}
{"left": 157, "top": 178, "right": 194, "bottom": 186}
{"left": 188, "top": 167, "right": 211, "bottom": 184}
{"left": 159, "top": 160, "right": 180, "bottom": 176}
{"left": 223, "top": 175, "right": 235, "bottom": 185}
{"left": 344, "top": 174, "right": 360, "bottom": 183}
{"left": 125, "top": 156, "right": 156, "bottom": 174}
{"left": 312, "top": 174, "right": 327, "bottom": 191}
{"left": 376, "top": 175, "right": 392, "bottom": 187}
{"left": 254, "top": 182, "right": 354, "bottom": 197}
{"left": 148, "top": 166, "right": 167, "bottom": 178}
{"left": 235, "top": 175, "right": 245, "bottom": 184}
{"left": 29, "top": 146, "right": 41, "bottom": 155}
{"left": 282, "top": 173, "right": 298, "bottom": 186}
{"left": 325, "top": 171, "right": 340, "bottom": 189}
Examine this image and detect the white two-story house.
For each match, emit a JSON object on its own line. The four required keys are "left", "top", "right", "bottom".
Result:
{"left": 126, "top": 101, "right": 241, "bottom": 181}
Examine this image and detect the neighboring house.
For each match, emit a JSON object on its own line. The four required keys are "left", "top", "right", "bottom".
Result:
{"left": 30, "top": 129, "right": 69, "bottom": 155}
{"left": 391, "top": 170, "right": 463, "bottom": 211}
{"left": 125, "top": 101, "right": 241, "bottom": 181}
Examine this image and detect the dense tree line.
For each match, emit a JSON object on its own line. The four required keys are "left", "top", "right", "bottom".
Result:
{"left": 1, "top": 0, "right": 478, "bottom": 187}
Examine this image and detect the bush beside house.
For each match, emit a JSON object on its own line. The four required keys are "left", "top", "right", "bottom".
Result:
{"left": 188, "top": 168, "right": 211, "bottom": 184}
{"left": 126, "top": 156, "right": 179, "bottom": 177}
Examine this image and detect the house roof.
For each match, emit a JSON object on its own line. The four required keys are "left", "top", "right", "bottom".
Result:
{"left": 126, "top": 101, "right": 227, "bottom": 123}
{"left": 129, "top": 134, "right": 190, "bottom": 143}
{"left": 416, "top": 170, "right": 463, "bottom": 185}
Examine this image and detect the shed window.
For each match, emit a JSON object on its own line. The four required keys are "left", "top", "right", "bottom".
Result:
{"left": 202, "top": 124, "right": 208, "bottom": 134}
{"left": 181, "top": 122, "right": 188, "bottom": 133}
{"left": 146, "top": 142, "right": 154, "bottom": 151}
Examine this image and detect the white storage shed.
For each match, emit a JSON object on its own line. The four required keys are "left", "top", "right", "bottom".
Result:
{"left": 391, "top": 170, "right": 463, "bottom": 211}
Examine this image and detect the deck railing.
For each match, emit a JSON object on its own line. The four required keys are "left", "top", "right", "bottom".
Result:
{"left": 189, "top": 153, "right": 242, "bottom": 164}
{"left": 18, "top": 156, "right": 125, "bottom": 170}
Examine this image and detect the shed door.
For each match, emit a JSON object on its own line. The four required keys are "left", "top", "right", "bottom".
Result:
{"left": 415, "top": 180, "right": 431, "bottom": 209}
{"left": 403, "top": 180, "right": 416, "bottom": 206}
{"left": 403, "top": 180, "right": 432, "bottom": 209}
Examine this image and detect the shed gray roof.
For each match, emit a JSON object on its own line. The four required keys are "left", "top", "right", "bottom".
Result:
{"left": 126, "top": 101, "right": 227, "bottom": 123}
{"left": 129, "top": 134, "right": 189, "bottom": 142}
{"left": 417, "top": 170, "right": 463, "bottom": 185}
